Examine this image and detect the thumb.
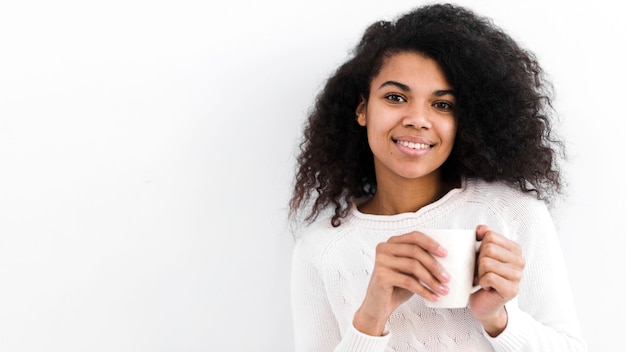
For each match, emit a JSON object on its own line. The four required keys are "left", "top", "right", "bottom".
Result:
{"left": 475, "top": 224, "right": 491, "bottom": 240}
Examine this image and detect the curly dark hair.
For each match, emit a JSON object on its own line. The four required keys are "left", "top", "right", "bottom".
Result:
{"left": 290, "top": 3, "right": 565, "bottom": 227}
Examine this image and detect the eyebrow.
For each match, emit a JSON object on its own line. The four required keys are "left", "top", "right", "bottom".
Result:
{"left": 434, "top": 89, "right": 456, "bottom": 97}
{"left": 379, "top": 80, "right": 411, "bottom": 92}
{"left": 379, "top": 80, "right": 456, "bottom": 97}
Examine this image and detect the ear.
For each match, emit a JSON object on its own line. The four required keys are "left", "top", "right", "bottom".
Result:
{"left": 355, "top": 97, "right": 367, "bottom": 127}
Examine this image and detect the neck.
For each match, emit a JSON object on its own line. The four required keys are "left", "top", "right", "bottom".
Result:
{"left": 359, "top": 172, "right": 460, "bottom": 215}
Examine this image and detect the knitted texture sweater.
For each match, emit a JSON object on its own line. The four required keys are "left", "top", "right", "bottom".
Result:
{"left": 291, "top": 178, "right": 587, "bottom": 351}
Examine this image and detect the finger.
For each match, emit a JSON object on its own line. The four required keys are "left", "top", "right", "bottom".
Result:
{"left": 379, "top": 254, "right": 450, "bottom": 295}
{"left": 375, "top": 267, "right": 441, "bottom": 302}
{"left": 477, "top": 256, "right": 524, "bottom": 283}
{"left": 475, "top": 224, "right": 491, "bottom": 240}
{"left": 377, "top": 242, "right": 451, "bottom": 283}
{"left": 476, "top": 270, "right": 520, "bottom": 299}
{"left": 478, "top": 230, "right": 522, "bottom": 254}
{"left": 387, "top": 231, "right": 447, "bottom": 257}
{"left": 478, "top": 240, "right": 525, "bottom": 269}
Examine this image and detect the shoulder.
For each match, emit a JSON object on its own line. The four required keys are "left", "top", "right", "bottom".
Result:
{"left": 466, "top": 178, "right": 548, "bottom": 213}
{"left": 465, "top": 178, "right": 556, "bottom": 238}
{"left": 292, "top": 214, "right": 353, "bottom": 264}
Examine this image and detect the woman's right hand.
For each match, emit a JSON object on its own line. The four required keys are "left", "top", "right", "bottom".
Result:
{"left": 353, "top": 231, "right": 451, "bottom": 336}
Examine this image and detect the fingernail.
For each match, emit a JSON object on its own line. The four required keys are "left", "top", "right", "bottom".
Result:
{"left": 441, "top": 270, "right": 451, "bottom": 281}
{"left": 439, "top": 285, "right": 449, "bottom": 294}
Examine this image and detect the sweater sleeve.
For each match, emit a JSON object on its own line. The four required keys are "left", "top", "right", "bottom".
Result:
{"left": 291, "top": 233, "right": 390, "bottom": 352}
{"left": 484, "top": 199, "right": 587, "bottom": 351}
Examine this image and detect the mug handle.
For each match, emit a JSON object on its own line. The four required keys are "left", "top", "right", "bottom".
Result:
{"left": 471, "top": 240, "right": 483, "bottom": 294}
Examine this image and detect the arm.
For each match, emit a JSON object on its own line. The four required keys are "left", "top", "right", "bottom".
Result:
{"left": 291, "top": 235, "right": 389, "bottom": 352}
{"left": 486, "top": 201, "right": 587, "bottom": 351}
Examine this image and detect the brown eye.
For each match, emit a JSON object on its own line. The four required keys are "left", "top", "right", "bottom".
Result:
{"left": 385, "top": 94, "right": 407, "bottom": 103}
{"left": 433, "top": 101, "right": 453, "bottom": 111}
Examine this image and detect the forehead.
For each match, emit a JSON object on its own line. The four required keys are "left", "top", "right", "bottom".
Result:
{"left": 373, "top": 51, "right": 451, "bottom": 89}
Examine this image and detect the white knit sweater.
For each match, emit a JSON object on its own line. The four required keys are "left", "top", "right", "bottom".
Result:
{"left": 291, "top": 178, "right": 587, "bottom": 351}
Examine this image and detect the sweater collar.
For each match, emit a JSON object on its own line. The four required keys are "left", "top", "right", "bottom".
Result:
{"left": 347, "top": 177, "right": 473, "bottom": 226}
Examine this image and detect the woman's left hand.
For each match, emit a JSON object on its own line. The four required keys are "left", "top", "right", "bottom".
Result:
{"left": 469, "top": 225, "right": 525, "bottom": 337}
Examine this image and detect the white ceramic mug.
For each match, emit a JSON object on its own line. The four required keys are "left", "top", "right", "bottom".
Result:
{"left": 421, "top": 229, "right": 481, "bottom": 309}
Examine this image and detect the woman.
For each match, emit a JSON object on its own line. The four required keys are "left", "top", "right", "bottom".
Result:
{"left": 289, "top": 3, "right": 586, "bottom": 351}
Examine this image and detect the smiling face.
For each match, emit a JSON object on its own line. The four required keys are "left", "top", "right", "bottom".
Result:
{"left": 356, "top": 51, "right": 457, "bottom": 187}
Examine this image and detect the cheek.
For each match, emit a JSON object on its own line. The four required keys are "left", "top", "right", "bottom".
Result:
{"left": 364, "top": 123, "right": 391, "bottom": 157}
{"left": 365, "top": 108, "right": 397, "bottom": 133}
{"left": 443, "top": 119, "right": 458, "bottom": 144}
{"left": 363, "top": 115, "right": 384, "bottom": 138}
{"left": 366, "top": 126, "right": 381, "bottom": 150}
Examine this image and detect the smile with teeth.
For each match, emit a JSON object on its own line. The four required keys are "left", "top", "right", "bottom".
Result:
{"left": 396, "top": 140, "right": 433, "bottom": 150}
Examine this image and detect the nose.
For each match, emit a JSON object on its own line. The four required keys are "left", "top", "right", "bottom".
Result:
{"left": 402, "top": 102, "right": 432, "bottom": 129}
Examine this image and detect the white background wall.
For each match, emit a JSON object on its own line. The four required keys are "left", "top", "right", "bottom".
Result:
{"left": 0, "top": 0, "right": 623, "bottom": 350}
